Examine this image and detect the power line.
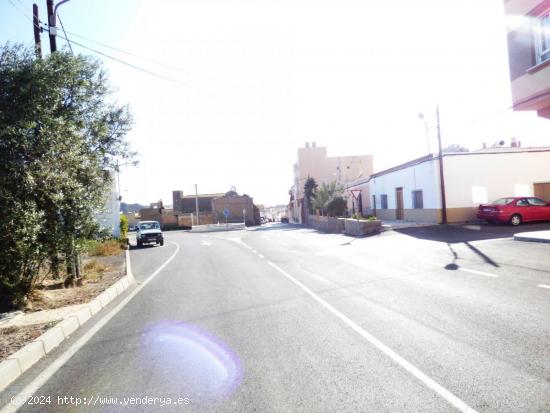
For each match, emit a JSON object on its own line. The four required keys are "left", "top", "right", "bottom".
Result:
{"left": 7, "top": 0, "right": 34, "bottom": 24}
{"left": 56, "top": 34, "right": 191, "bottom": 87}
{"left": 60, "top": 29, "right": 190, "bottom": 74}
{"left": 56, "top": 13, "right": 73, "bottom": 54}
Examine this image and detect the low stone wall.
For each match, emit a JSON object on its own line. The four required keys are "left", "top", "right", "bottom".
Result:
{"left": 307, "top": 215, "right": 345, "bottom": 233}
{"left": 343, "top": 219, "right": 382, "bottom": 236}
{"left": 307, "top": 215, "right": 381, "bottom": 236}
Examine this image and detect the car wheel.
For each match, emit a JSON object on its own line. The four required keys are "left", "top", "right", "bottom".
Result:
{"left": 510, "top": 214, "right": 522, "bottom": 226}
{"left": 137, "top": 240, "right": 142, "bottom": 248}
{"left": 160, "top": 239, "right": 164, "bottom": 246}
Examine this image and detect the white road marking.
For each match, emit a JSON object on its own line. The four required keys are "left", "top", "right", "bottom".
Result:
{"left": 1, "top": 242, "right": 181, "bottom": 413}
{"left": 229, "top": 237, "right": 252, "bottom": 250}
{"left": 538, "top": 284, "right": 550, "bottom": 290}
{"left": 458, "top": 268, "right": 499, "bottom": 278}
{"left": 258, "top": 254, "right": 264, "bottom": 259}
{"left": 469, "top": 238, "right": 513, "bottom": 246}
{"left": 265, "top": 260, "right": 478, "bottom": 413}
{"left": 201, "top": 240, "right": 211, "bottom": 246}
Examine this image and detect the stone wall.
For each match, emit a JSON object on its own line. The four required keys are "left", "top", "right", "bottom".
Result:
{"left": 343, "top": 219, "right": 382, "bottom": 236}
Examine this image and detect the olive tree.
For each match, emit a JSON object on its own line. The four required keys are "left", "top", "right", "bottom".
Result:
{"left": 0, "top": 44, "right": 134, "bottom": 310}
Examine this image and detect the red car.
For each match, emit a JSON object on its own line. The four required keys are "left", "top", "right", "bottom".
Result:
{"left": 477, "top": 197, "right": 550, "bottom": 226}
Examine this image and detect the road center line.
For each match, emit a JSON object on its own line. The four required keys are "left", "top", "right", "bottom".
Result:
{"left": 538, "top": 284, "right": 550, "bottom": 290}
{"left": 201, "top": 240, "right": 211, "bottom": 246}
{"left": 1, "top": 241, "right": 181, "bottom": 413}
{"left": 458, "top": 268, "right": 499, "bottom": 278}
{"left": 266, "top": 260, "right": 478, "bottom": 413}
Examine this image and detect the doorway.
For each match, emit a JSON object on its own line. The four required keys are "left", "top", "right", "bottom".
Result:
{"left": 395, "top": 187, "right": 404, "bottom": 220}
{"left": 534, "top": 183, "right": 550, "bottom": 202}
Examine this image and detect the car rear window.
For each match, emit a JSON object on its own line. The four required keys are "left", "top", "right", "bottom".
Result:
{"left": 140, "top": 222, "right": 159, "bottom": 230}
{"left": 490, "top": 198, "right": 515, "bottom": 205}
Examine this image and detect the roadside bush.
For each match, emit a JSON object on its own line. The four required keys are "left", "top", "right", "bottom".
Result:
{"left": 326, "top": 196, "right": 347, "bottom": 217}
{"left": 119, "top": 215, "right": 128, "bottom": 239}
{"left": 367, "top": 215, "right": 378, "bottom": 221}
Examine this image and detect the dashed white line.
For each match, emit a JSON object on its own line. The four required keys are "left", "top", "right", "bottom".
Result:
{"left": 458, "top": 268, "right": 499, "bottom": 278}
{"left": 265, "top": 259, "right": 478, "bottom": 413}
{"left": 201, "top": 241, "right": 211, "bottom": 246}
{"left": 229, "top": 237, "right": 252, "bottom": 250}
{"left": 538, "top": 284, "right": 550, "bottom": 290}
{"left": 258, "top": 254, "right": 264, "bottom": 259}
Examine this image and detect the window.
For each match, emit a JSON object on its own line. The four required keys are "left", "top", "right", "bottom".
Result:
{"left": 535, "top": 11, "right": 550, "bottom": 64}
{"left": 380, "top": 194, "right": 388, "bottom": 209}
{"left": 527, "top": 197, "right": 548, "bottom": 206}
{"left": 412, "top": 190, "right": 423, "bottom": 209}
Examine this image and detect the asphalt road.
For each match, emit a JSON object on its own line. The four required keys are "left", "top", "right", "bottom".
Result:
{"left": 1, "top": 223, "right": 550, "bottom": 412}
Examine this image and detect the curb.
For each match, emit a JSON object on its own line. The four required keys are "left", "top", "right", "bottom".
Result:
{"left": 0, "top": 249, "right": 135, "bottom": 393}
{"left": 513, "top": 234, "right": 550, "bottom": 243}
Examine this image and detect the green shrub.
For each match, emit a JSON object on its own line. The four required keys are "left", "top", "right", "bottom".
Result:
{"left": 326, "top": 196, "right": 347, "bottom": 217}
{"left": 119, "top": 214, "right": 129, "bottom": 238}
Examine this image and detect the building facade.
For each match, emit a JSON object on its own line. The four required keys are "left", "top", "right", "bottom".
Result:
{"left": 95, "top": 171, "right": 121, "bottom": 237}
{"left": 289, "top": 142, "right": 374, "bottom": 223}
{"left": 365, "top": 147, "right": 550, "bottom": 223}
{"left": 504, "top": 0, "right": 550, "bottom": 118}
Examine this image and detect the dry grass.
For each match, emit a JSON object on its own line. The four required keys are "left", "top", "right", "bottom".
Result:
{"left": 0, "top": 321, "right": 58, "bottom": 361}
{"left": 86, "top": 239, "right": 123, "bottom": 256}
{"left": 83, "top": 260, "right": 109, "bottom": 281}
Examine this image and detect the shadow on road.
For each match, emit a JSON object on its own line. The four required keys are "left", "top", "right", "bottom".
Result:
{"left": 394, "top": 221, "right": 550, "bottom": 244}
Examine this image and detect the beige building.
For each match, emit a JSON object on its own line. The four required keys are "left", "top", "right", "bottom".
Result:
{"left": 212, "top": 191, "right": 257, "bottom": 225}
{"left": 289, "top": 142, "right": 374, "bottom": 223}
{"left": 504, "top": 0, "right": 550, "bottom": 118}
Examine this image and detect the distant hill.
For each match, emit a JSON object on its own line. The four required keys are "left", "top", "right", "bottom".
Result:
{"left": 121, "top": 202, "right": 148, "bottom": 214}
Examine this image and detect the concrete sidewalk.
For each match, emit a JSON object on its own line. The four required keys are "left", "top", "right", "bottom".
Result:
{"left": 514, "top": 230, "right": 550, "bottom": 243}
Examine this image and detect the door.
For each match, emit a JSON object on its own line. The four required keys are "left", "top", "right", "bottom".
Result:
{"left": 534, "top": 183, "right": 550, "bottom": 202}
{"left": 395, "top": 187, "right": 404, "bottom": 220}
{"left": 527, "top": 197, "right": 549, "bottom": 221}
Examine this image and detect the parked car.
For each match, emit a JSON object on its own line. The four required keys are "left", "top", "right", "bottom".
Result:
{"left": 136, "top": 220, "right": 164, "bottom": 247}
{"left": 280, "top": 217, "right": 289, "bottom": 223}
{"left": 477, "top": 197, "right": 550, "bottom": 226}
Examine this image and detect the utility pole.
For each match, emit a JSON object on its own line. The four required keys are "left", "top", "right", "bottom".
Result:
{"left": 195, "top": 184, "right": 200, "bottom": 226}
{"left": 32, "top": 4, "right": 42, "bottom": 58}
{"left": 436, "top": 105, "right": 447, "bottom": 224}
{"left": 46, "top": 0, "right": 56, "bottom": 53}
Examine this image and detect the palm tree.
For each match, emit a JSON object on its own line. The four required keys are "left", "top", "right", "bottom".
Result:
{"left": 312, "top": 181, "right": 344, "bottom": 215}
{"left": 303, "top": 177, "right": 318, "bottom": 214}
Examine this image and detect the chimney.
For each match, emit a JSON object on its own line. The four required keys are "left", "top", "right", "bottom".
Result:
{"left": 312, "top": 141, "right": 316, "bottom": 148}
{"left": 305, "top": 142, "right": 310, "bottom": 148}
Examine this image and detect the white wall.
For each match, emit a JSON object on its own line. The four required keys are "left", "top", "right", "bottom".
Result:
{"left": 443, "top": 151, "right": 550, "bottom": 208}
{"left": 95, "top": 172, "right": 121, "bottom": 237}
{"left": 369, "top": 159, "right": 439, "bottom": 210}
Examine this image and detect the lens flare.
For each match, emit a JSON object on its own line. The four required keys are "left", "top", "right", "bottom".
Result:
{"left": 141, "top": 321, "right": 242, "bottom": 400}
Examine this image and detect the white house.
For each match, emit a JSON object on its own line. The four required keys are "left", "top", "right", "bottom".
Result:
{"left": 95, "top": 171, "right": 121, "bottom": 237}
{"left": 347, "top": 147, "right": 550, "bottom": 224}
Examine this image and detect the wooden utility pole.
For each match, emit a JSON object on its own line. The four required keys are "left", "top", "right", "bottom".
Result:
{"left": 46, "top": 0, "right": 56, "bottom": 52}
{"left": 436, "top": 105, "right": 447, "bottom": 224}
{"left": 32, "top": 4, "right": 42, "bottom": 58}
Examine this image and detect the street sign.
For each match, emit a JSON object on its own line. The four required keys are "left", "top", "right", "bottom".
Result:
{"left": 350, "top": 189, "right": 362, "bottom": 200}
{"left": 223, "top": 208, "right": 230, "bottom": 218}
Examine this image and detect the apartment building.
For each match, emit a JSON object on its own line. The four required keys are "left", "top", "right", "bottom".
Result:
{"left": 505, "top": 0, "right": 550, "bottom": 118}
{"left": 289, "top": 142, "right": 373, "bottom": 223}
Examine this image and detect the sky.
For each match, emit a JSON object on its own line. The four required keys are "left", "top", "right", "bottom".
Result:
{"left": 2, "top": 0, "right": 550, "bottom": 207}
